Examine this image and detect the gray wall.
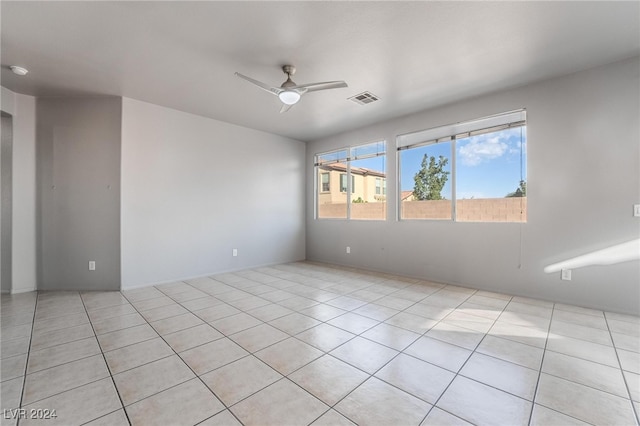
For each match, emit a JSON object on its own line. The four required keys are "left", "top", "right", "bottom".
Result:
{"left": 306, "top": 57, "right": 640, "bottom": 315}
{"left": 120, "top": 98, "right": 306, "bottom": 289}
{"left": 1, "top": 113, "right": 13, "bottom": 293}
{"left": 37, "top": 97, "right": 122, "bottom": 290}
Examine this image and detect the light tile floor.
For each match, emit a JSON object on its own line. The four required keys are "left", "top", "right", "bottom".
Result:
{"left": 1, "top": 262, "right": 639, "bottom": 425}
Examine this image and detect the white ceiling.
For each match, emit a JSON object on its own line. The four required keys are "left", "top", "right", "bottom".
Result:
{"left": 1, "top": 1, "right": 638, "bottom": 142}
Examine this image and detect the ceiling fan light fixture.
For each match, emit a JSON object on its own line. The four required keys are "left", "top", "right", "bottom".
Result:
{"left": 235, "top": 65, "right": 346, "bottom": 113}
{"left": 9, "top": 65, "right": 28, "bottom": 76}
{"left": 279, "top": 90, "right": 300, "bottom": 105}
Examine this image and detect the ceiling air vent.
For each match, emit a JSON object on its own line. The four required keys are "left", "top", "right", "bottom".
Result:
{"left": 349, "top": 91, "right": 379, "bottom": 105}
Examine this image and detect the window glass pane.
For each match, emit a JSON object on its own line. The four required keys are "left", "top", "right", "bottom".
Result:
{"left": 350, "top": 155, "right": 386, "bottom": 220}
{"left": 320, "top": 173, "right": 330, "bottom": 192}
{"left": 315, "top": 141, "right": 385, "bottom": 220}
{"left": 352, "top": 141, "right": 386, "bottom": 160}
{"left": 456, "top": 126, "right": 527, "bottom": 222}
{"left": 317, "top": 160, "right": 347, "bottom": 219}
{"left": 317, "top": 149, "right": 348, "bottom": 165}
{"left": 400, "top": 142, "right": 452, "bottom": 220}
{"left": 340, "top": 174, "right": 348, "bottom": 192}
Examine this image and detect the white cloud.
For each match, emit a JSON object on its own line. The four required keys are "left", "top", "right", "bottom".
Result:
{"left": 458, "top": 135, "right": 508, "bottom": 166}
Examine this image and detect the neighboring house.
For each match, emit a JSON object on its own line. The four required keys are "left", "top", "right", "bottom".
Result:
{"left": 318, "top": 163, "right": 386, "bottom": 204}
{"left": 401, "top": 190, "right": 415, "bottom": 202}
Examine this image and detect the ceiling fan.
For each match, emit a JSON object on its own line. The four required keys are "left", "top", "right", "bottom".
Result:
{"left": 235, "top": 65, "right": 348, "bottom": 113}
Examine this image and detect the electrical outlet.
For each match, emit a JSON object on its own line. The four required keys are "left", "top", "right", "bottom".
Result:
{"left": 634, "top": 204, "right": 640, "bottom": 217}
{"left": 346, "top": 246, "right": 351, "bottom": 254}
{"left": 232, "top": 248, "right": 238, "bottom": 257}
{"left": 561, "top": 269, "right": 571, "bottom": 281}
{"left": 89, "top": 261, "right": 96, "bottom": 271}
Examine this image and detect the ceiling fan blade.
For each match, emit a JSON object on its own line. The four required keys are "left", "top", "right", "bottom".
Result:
{"left": 235, "top": 72, "right": 282, "bottom": 95}
{"left": 290, "top": 81, "right": 348, "bottom": 93}
{"left": 280, "top": 103, "right": 295, "bottom": 113}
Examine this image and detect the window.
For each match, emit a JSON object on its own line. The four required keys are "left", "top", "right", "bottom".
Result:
{"left": 374, "top": 178, "right": 387, "bottom": 196}
{"left": 398, "top": 110, "right": 526, "bottom": 222}
{"left": 320, "top": 173, "right": 330, "bottom": 192}
{"left": 315, "top": 141, "right": 386, "bottom": 220}
{"left": 340, "top": 174, "right": 355, "bottom": 193}
{"left": 399, "top": 142, "right": 452, "bottom": 219}
{"left": 316, "top": 149, "right": 348, "bottom": 219}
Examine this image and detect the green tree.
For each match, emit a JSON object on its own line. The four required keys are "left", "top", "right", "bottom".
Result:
{"left": 413, "top": 155, "right": 450, "bottom": 200}
{"left": 506, "top": 180, "right": 527, "bottom": 198}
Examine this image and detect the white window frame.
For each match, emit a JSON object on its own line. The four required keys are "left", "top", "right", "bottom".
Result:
{"left": 314, "top": 140, "right": 386, "bottom": 220}
{"left": 397, "top": 109, "right": 526, "bottom": 222}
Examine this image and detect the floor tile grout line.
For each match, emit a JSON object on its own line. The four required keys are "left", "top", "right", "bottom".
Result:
{"left": 25, "top": 309, "right": 86, "bottom": 326}
{"left": 118, "top": 289, "right": 246, "bottom": 426}
{"left": 250, "top": 278, "right": 483, "bottom": 382}
{"left": 29, "top": 321, "right": 92, "bottom": 338}
{"left": 20, "top": 348, "right": 103, "bottom": 377}
{"left": 103, "top": 351, "right": 176, "bottom": 376}
{"left": 414, "top": 292, "right": 510, "bottom": 425}
{"left": 527, "top": 308, "right": 636, "bottom": 425}
{"left": 541, "top": 342, "right": 629, "bottom": 370}
{"left": 26, "top": 330, "right": 94, "bottom": 352}
{"left": 97, "top": 327, "right": 158, "bottom": 350}
{"left": 264, "top": 262, "right": 635, "bottom": 416}
{"left": 14, "top": 292, "right": 37, "bottom": 426}
{"left": 78, "top": 408, "right": 123, "bottom": 426}
{"left": 197, "top": 361, "right": 309, "bottom": 422}
{"left": 78, "top": 293, "right": 133, "bottom": 426}
{"left": 11, "top": 309, "right": 110, "bottom": 406}
{"left": 157, "top": 271, "right": 391, "bottom": 424}
{"left": 526, "top": 301, "right": 555, "bottom": 426}
{"left": 18, "top": 375, "right": 113, "bottom": 409}
{"left": 7, "top": 263, "right": 638, "bottom": 426}
{"left": 297, "top": 286, "right": 484, "bottom": 424}
{"left": 534, "top": 368, "right": 638, "bottom": 401}
{"left": 603, "top": 311, "right": 640, "bottom": 425}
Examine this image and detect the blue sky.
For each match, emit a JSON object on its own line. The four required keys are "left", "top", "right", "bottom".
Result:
{"left": 351, "top": 127, "right": 526, "bottom": 199}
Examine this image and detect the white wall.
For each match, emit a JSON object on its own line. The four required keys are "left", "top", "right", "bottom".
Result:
{"left": 0, "top": 87, "right": 37, "bottom": 294}
{"left": 12, "top": 93, "right": 37, "bottom": 293}
{"left": 306, "top": 57, "right": 640, "bottom": 315}
{"left": 121, "top": 98, "right": 306, "bottom": 289}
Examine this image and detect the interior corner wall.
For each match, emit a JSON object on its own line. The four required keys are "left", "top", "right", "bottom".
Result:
{"left": 37, "top": 97, "right": 122, "bottom": 291}
{"left": 1, "top": 87, "right": 37, "bottom": 294}
{"left": 306, "top": 56, "right": 640, "bottom": 315}
{"left": 1, "top": 112, "right": 13, "bottom": 294}
{"left": 120, "top": 98, "right": 306, "bottom": 289}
